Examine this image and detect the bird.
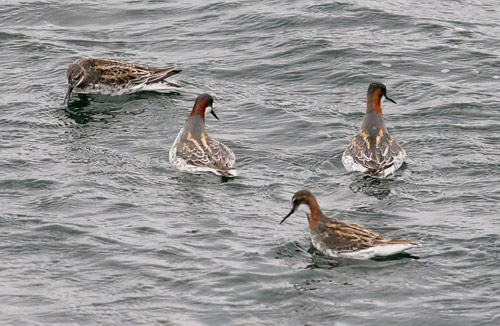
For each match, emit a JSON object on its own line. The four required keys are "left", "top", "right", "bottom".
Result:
{"left": 64, "top": 57, "right": 181, "bottom": 103}
{"left": 280, "top": 190, "right": 420, "bottom": 259}
{"left": 169, "top": 94, "right": 237, "bottom": 177}
{"left": 342, "top": 82, "right": 406, "bottom": 177}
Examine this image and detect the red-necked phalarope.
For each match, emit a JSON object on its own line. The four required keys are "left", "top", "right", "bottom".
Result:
{"left": 280, "top": 190, "right": 420, "bottom": 259}
{"left": 342, "top": 82, "right": 406, "bottom": 177}
{"left": 64, "top": 58, "right": 181, "bottom": 103}
{"left": 169, "top": 94, "right": 236, "bottom": 177}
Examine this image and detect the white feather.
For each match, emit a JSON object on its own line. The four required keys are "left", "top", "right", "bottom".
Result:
{"left": 140, "top": 80, "right": 181, "bottom": 93}
{"left": 341, "top": 152, "right": 368, "bottom": 173}
{"left": 296, "top": 203, "right": 311, "bottom": 215}
{"left": 339, "top": 243, "right": 418, "bottom": 259}
{"left": 341, "top": 147, "right": 407, "bottom": 177}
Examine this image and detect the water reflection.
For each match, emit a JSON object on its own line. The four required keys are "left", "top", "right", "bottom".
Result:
{"left": 372, "top": 252, "right": 420, "bottom": 261}
{"left": 63, "top": 92, "right": 181, "bottom": 125}
{"left": 305, "top": 248, "right": 342, "bottom": 269}
{"left": 349, "top": 175, "right": 391, "bottom": 199}
{"left": 347, "top": 164, "right": 407, "bottom": 199}
{"left": 64, "top": 97, "right": 95, "bottom": 124}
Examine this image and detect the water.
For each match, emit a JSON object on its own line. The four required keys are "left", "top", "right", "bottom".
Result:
{"left": 1, "top": 0, "right": 499, "bottom": 324}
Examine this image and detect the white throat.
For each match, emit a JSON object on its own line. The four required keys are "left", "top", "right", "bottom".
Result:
{"left": 296, "top": 203, "right": 311, "bottom": 215}
{"left": 205, "top": 106, "right": 213, "bottom": 114}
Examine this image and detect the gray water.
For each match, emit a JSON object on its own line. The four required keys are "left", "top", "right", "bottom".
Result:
{"left": 1, "top": 0, "right": 500, "bottom": 325}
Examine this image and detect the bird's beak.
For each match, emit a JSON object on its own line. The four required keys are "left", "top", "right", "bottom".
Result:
{"left": 280, "top": 207, "right": 296, "bottom": 224}
{"left": 64, "top": 85, "right": 73, "bottom": 105}
{"left": 210, "top": 107, "right": 219, "bottom": 120}
{"left": 385, "top": 95, "right": 396, "bottom": 104}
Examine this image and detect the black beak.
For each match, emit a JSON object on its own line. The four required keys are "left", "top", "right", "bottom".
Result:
{"left": 280, "top": 207, "right": 295, "bottom": 224}
{"left": 385, "top": 95, "right": 396, "bottom": 104}
{"left": 64, "top": 85, "right": 73, "bottom": 105}
{"left": 210, "top": 108, "right": 219, "bottom": 120}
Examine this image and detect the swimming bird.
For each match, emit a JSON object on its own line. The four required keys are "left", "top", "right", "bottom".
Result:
{"left": 342, "top": 82, "right": 406, "bottom": 177}
{"left": 64, "top": 58, "right": 181, "bottom": 103}
{"left": 280, "top": 190, "right": 419, "bottom": 259}
{"left": 169, "top": 94, "right": 236, "bottom": 177}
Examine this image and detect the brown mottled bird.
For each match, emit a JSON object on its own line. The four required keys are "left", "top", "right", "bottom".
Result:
{"left": 280, "top": 190, "right": 419, "bottom": 259}
{"left": 342, "top": 82, "right": 406, "bottom": 177}
{"left": 169, "top": 94, "right": 236, "bottom": 177}
{"left": 64, "top": 57, "right": 181, "bottom": 103}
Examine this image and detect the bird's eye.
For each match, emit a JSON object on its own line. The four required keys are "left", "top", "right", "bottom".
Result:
{"left": 292, "top": 198, "right": 298, "bottom": 204}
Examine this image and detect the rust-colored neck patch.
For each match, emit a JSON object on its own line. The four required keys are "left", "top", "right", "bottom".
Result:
{"left": 368, "top": 89, "right": 383, "bottom": 116}
{"left": 188, "top": 98, "right": 208, "bottom": 121}
{"left": 306, "top": 197, "right": 322, "bottom": 232}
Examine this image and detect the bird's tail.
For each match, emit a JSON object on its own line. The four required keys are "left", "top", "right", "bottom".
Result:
{"left": 148, "top": 66, "right": 182, "bottom": 83}
{"left": 388, "top": 239, "right": 421, "bottom": 246}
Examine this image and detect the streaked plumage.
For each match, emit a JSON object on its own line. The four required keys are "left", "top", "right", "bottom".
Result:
{"left": 280, "top": 190, "right": 420, "bottom": 259}
{"left": 342, "top": 82, "right": 406, "bottom": 177}
{"left": 64, "top": 57, "right": 181, "bottom": 103}
{"left": 169, "top": 94, "right": 236, "bottom": 177}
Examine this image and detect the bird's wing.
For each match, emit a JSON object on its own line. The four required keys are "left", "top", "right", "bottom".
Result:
{"left": 344, "top": 130, "right": 405, "bottom": 175}
{"left": 320, "top": 220, "right": 389, "bottom": 252}
{"left": 94, "top": 60, "right": 180, "bottom": 86}
{"left": 144, "top": 66, "right": 182, "bottom": 84}
{"left": 344, "top": 133, "right": 375, "bottom": 170}
{"left": 177, "top": 135, "right": 235, "bottom": 174}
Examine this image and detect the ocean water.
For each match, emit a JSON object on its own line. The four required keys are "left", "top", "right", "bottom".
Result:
{"left": 1, "top": 0, "right": 499, "bottom": 325}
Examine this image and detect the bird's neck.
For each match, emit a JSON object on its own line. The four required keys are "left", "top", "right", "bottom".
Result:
{"left": 366, "top": 89, "right": 383, "bottom": 116}
{"left": 306, "top": 200, "right": 324, "bottom": 232}
{"left": 187, "top": 105, "right": 206, "bottom": 121}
